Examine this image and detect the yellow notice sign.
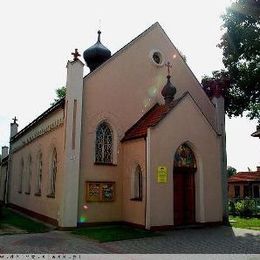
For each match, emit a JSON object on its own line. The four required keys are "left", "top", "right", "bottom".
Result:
{"left": 157, "top": 166, "right": 168, "bottom": 183}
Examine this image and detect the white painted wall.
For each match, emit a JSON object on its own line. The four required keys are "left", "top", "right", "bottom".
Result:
{"left": 59, "top": 59, "right": 84, "bottom": 227}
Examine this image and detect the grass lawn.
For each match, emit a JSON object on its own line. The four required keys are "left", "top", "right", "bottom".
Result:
{"left": 71, "top": 225, "right": 161, "bottom": 242}
{"left": 0, "top": 207, "right": 50, "bottom": 233}
{"left": 229, "top": 216, "right": 260, "bottom": 231}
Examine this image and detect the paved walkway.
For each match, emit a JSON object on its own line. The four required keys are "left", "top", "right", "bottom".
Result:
{"left": 0, "top": 226, "right": 259, "bottom": 254}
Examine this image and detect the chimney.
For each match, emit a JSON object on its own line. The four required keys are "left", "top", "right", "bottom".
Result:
{"left": 10, "top": 117, "right": 18, "bottom": 138}
{"left": 257, "top": 166, "right": 260, "bottom": 172}
{"left": 1, "top": 146, "right": 9, "bottom": 159}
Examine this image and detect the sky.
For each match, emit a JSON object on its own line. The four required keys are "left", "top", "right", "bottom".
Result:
{"left": 0, "top": 0, "right": 259, "bottom": 171}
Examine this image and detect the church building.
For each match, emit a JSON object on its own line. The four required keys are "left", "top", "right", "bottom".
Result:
{"left": 0, "top": 22, "right": 227, "bottom": 229}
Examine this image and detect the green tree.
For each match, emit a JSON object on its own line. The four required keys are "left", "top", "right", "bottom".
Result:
{"left": 227, "top": 166, "right": 237, "bottom": 177}
{"left": 51, "top": 86, "right": 66, "bottom": 105}
{"left": 202, "top": 0, "right": 260, "bottom": 122}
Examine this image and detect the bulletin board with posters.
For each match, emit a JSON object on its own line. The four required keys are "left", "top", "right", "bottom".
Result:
{"left": 85, "top": 181, "right": 115, "bottom": 202}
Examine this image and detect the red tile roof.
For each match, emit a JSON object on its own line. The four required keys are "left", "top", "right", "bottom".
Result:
{"left": 122, "top": 94, "right": 185, "bottom": 142}
{"left": 228, "top": 171, "right": 260, "bottom": 183}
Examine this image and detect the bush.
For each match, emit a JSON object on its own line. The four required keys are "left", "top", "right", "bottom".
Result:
{"left": 234, "top": 199, "right": 255, "bottom": 217}
{"left": 228, "top": 200, "right": 236, "bottom": 215}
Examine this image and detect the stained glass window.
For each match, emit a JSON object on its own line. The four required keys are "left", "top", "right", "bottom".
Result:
{"left": 174, "top": 144, "right": 197, "bottom": 168}
{"left": 95, "top": 122, "right": 113, "bottom": 164}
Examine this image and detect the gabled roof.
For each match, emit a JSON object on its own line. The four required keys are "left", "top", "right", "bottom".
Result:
{"left": 0, "top": 155, "right": 8, "bottom": 166}
{"left": 84, "top": 22, "right": 161, "bottom": 80}
{"left": 10, "top": 98, "right": 65, "bottom": 143}
{"left": 122, "top": 93, "right": 187, "bottom": 142}
{"left": 228, "top": 171, "right": 260, "bottom": 183}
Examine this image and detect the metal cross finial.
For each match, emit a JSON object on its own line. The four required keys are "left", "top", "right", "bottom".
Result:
{"left": 12, "top": 116, "right": 18, "bottom": 124}
{"left": 165, "top": 61, "right": 172, "bottom": 76}
{"left": 71, "top": 48, "right": 81, "bottom": 61}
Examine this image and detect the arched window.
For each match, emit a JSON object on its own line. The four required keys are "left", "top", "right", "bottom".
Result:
{"left": 18, "top": 158, "right": 24, "bottom": 193}
{"left": 48, "top": 148, "right": 57, "bottom": 197}
{"left": 174, "top": 143, "right": 197, "bottom": 169}
{"left": 35, "top": 152, "right": 42, "bottom": 195}
{"left": 131, "top": 165, "right": 142, "bottom": 200}
{"left": 25, "top": 155, "right": 32, "bottom": 194}
{"left": 95, "top": 122, "right": 113, "bottom": 164}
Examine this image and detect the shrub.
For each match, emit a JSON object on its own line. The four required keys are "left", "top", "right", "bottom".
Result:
{"left": 228, "top": 200, "right": 236, "bottom": 215}
{"left": 234, "top": 199, "right": 255, "bottom": 217}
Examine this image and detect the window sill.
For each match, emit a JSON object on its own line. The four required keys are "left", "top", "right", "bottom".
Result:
{"left": 34, "top": 192, "right": 41, "bottom": 197}
{"left": 130, "top": 198, "right": 142, "bottom": 201}
{"left": 47, "top": 193, "right": 55, "bottom": 198}
{"left": 94, "top": 162, "right": 117, "bottom": 166}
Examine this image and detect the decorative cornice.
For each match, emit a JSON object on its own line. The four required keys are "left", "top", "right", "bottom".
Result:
{"left": 11, "top": 117, "right": 64, "bottom": 153}
{"left": 10, "top": 98, "right": 65, "bottom": 143}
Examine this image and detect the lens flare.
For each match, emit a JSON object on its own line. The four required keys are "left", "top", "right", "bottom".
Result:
{"left": 143, "top": 98, "right": 150, "bottom": 108}
{"left": 79, "top": 216, "right": 88, "bottom": 223}
{"left": 148, "top": 86, "right": 157, "bottom": 97}
{"left": 83, "top": 205, "right": 88, "bottom": 210}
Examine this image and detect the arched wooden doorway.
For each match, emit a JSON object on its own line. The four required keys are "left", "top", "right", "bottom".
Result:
{"left": 173, "top": 144, "right": 197, "bottom": 226}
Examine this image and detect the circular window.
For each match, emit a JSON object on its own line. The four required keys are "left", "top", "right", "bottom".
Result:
{"left": 149, "top": 50, "right": 164, "bottom": 67}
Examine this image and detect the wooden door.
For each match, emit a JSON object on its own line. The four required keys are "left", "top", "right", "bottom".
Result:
{"left": 184, "top": 172, "right": 195, "bottom": 224}
{"left": 174, "top": 169, "right": 195, "bottom": 226}
{"left": 174, "top": 172, "right": 184, "bottom": 226}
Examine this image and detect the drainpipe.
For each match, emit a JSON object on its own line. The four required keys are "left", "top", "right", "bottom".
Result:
{"left": 145, "top": 128, "right": 151, "bottom": 230}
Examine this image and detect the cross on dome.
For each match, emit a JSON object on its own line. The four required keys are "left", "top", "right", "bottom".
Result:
{"left": 165, "top": 61, "right": 172, "bottom": 76}
{"left": 71, "top": 48, "right": 81, "bottom": 61}
{"left": 161, "top": 61, "right": 176, "bottom": 104}
{"left": 12, "top": 116, "right": 18, "bottom": 124}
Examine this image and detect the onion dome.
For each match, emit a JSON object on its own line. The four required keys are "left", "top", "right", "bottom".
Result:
{"left": 161, "top": 75, "right": 177, "bottom": 104}
{"left": 83, "top": 30, "right": 111, "bottom": 72}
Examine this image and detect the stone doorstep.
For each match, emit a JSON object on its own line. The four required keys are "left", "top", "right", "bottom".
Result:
{"left": 0, "top": 224, "right": 27, "bottom": 235}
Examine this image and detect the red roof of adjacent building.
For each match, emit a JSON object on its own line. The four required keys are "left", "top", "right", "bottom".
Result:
{"left": 228, "top": 171, "right": 260, "bottom": 183}
{"left": 122, "top": 93, "right": 186, "bottom": 142}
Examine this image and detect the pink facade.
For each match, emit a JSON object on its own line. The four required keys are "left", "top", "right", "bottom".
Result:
{"left": 1, "top": 22, "right": 225, "bottom": 228}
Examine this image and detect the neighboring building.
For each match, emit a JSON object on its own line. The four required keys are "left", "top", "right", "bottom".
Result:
{"left": 0, "top": 146, "right": 9, "bottom": 203}
{"left": 228, "top": 167, "right": 260, "bottom": 199}
{"left": 1, "top": 22, "right": 226, "bottom": 229}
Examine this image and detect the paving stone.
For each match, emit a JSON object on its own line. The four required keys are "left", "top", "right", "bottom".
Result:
{"left": 0, "top": 226, "right": 259, "bottom": 254}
